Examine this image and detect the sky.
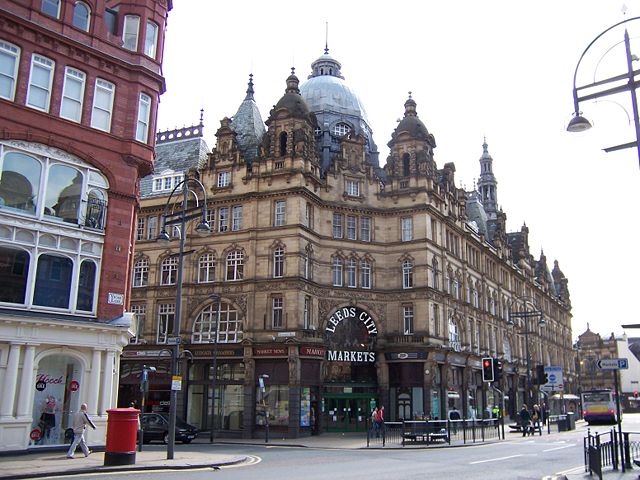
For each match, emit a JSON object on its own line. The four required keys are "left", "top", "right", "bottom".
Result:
{"left": 156, "top": 1, "right": 640, "bottom": 341}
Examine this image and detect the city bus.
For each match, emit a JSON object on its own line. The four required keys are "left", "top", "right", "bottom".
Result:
{"left": 581, "top": 389, "right": 618, "bottom": 424}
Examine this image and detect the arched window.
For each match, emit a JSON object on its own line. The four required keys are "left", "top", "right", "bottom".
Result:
{"left": 273, "top": 246, "right": 284, "bottom": 278}
{"left": 76, "top": 259, "right": 96, "bottom": 311}
{"left": 403, "top": 259, "right": 413, "bottom": 289}
{"left": 160, "top": 256, "right": 177, "bottom": 285}
{"left": 72, "top": 2, "right": 91, "bottom": 31}
{"left": 0, "top": 246, "right": 30, "bottom": 304}
{"left": 279, "top": 131, "right": 287, "bottom": 157}
{"left": 46, "top": 164, "right": 83, "bottom": 223}
{"left": 0, "top": 151, "right": 42, "bottom": 214}
{"left": 333, "top": 123, "right": 350, "bottom": 137}
{"left": 192, "top": 301, "right": 242, "bottom": 343}
{"left": 198, "top": 253, "right": 215, "bottom": 283}
{"left": 226, "top": 250, "right": 244, "bottom": 281}
{"left": 402, "top": 153, "right": 410, "bottom": 176}
{"left": 132, "top": 258, "right": 148, "bottom": 287}
{"left": 33, "top": 254, "right": 73, "bottom": 308}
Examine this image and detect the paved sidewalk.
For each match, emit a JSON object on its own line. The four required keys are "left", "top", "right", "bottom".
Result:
{"left": 0, "top": 448, "right": 246, "bottom": 479}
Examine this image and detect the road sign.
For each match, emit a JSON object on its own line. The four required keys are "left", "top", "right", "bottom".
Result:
{"left": 167, "top": 336, "right": 181, "bottom": 345}
{"left": 171, "top": 375, "right": 182, "bottom": 391}
{"left": 597, "top": 358, "right": 628, "bottom": 370}
{"left": 541, "top": 366, "right": 563, "bottom": 391}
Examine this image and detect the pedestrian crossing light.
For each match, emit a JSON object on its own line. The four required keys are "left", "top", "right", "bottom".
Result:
{"left": 493, "top": 359, "right": 503, "bottom": 381}
{"left": 482, "top": 357, "right": 494, "bottom": 382}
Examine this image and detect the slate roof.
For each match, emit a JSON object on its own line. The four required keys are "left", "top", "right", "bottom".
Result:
{"left": 140, "top": 125, "right": 210, "bottom": 199}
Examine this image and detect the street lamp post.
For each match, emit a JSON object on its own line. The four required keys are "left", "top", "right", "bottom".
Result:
{"left": 209, "top": 294, "right": 221, "bottom": 443}
{"left": 157, "top": 177, "right": 210, "bottom": 460}
{"left": 567, "top": 16, "right": 640, "bottom": 167}
{"left": 508, "top": 297, "right": 545, "bottom": 408}
{"left": 258, "top": 374, "right": 270, "bottom": 443}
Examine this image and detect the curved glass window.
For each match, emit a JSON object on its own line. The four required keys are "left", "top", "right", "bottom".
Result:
{"left": 33, "top": 254, "right": 73, "bottom": 308}
{"left": 45, "top": 164, "right": 83, "bottom": 223}
{"left": 72, "top": 2, "right": 91, "bottom": 31}
{"left": 0, "top": 152, "right": 42, "bottom": 213}
{"left": 76, "top": 260, "right": 96, "bottom": 311}
{"left": 0, "top": 246, "right": 30, "bottom": 304}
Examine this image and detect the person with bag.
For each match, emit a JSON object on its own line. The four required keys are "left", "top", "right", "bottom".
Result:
{"left": 66, "top": 403, "right": 96, "bottom": 458}
{"left": 370, "top": 407, "right": 379, "bottom": 437}
{"left": 519, "top": 404, "right": 531, "bottom": 437}
{"left": 531, "top": 404, "right": 541, "bottom": 434}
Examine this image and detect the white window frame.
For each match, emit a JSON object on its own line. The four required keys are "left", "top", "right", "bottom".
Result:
{"left": 60, "top": 67, "right": 86, "bottom": 123}
{"left": 346, "top": 179, "right": 360, "bottom": 197}
{"left": 123, "top": 15, "right": 140, "bottom": 51}
{"left": 332, "top": 257, "right": 343, "bottom": 287}
{"left": 361, "top": 260, "right": 371, "bottom": 289}
{"left": 332, "top": 213, "right": 343, "bottom": 238}
{"left": 274, "top": 200, "right": 286, "bottom": 226}
{"left": 347, "top": 258, "right": 357, "bottom": 288}
{"left": 272, "top": 297, "right": 283, "bottom": 329}
{"left": 157, "top": 303, "right": 175, "bottom": 344}
{"left": 218, "top": 207, "right": 229, "bottom": 232}
{"left": 273, "top": 246, "right": 284, "bottom": 278}
{"left": 303, "top": 296, "right": 311, "bottom": 329}
{"left": 0, "top": 40, "right": 20, "bottom": 101}
{"left": 72, "top": 1, "right": 91, "bottom": 31}
{"left": 130, "top": 304, "right": 146, "bottom": 344}
{"left": 26, "top": 54, "right": 55, "bottom": 112}
{"left": 403, "top": 305, "right": 414, "bottom": 335}
{"left": 41, "top": 0, "right": 61, "bottom": 18}
{"left": 225, "top": 250, "right": 244, "bottom": 281}
{"left": 360, "top": 216, "right": 371, "bottom": 242}
{"left": 136, "top": 217, "right": 145, "bottom": 241}
{"left": 136, "top": 93, "right": 151, "bottom": 142}
{"left": 401, "top": 216, "right": 413, "bottom": 242}
{"left": 144, "top": 21, "right": 158, "bottom": 58}
{"left": 90, "top": 78, "right": 115, "bottom": 132}
{"left": 346, "top": 215, "right": 357, "bottom": 240}
{"left": 217, "top": 171, "right": 230, "bottom": 188}
{"left": 132, "top": 258, "right": 149, "bottom": 287}
{"left": 231, "top": 205, "right": 242, "bottom": 231}
{"left": 333, "top": 122, "right": 350, "bottom": 136}
{"left": 198, "top": 253, "right": 215, "bottom": 283}
{"left": 160, "top": 256, "right": 178, "bottom": 285}
{"left": 403, "top": 260, "right": 413, "bottom": 289}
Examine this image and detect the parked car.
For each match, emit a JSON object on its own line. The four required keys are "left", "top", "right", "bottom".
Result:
{"left": 140, "top": 413, "right": 198, "bottom": 444}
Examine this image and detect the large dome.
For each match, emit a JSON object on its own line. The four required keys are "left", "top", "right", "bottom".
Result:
{"left": 300, "top": 73, "right": 370, "bottom": 126}
{"left": 299, "top": 49, "right": 380, "bottom": 174}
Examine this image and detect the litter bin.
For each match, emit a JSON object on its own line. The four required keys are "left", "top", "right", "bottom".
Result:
{"left": 557, "top": 414, "right": 568, "bottom": 432}
{"left": 566, "top": 412, "right": 575, "bottom": 430}
{"left": 104, "top": 408, "right": 139, "bottom": 466}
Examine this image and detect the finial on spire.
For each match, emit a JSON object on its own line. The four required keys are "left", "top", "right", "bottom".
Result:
{"left": 408, "top": 91, "right": 412, "bottom": 99}
{"left": 245, "top": 73, "right": 255, "bottom": 99}
{"left": 199, "top": 108, "right": 204, "bottom": 126}
{"left": 291, "top": 66, "right": 296, "bottom": 76}
{"left": 324, "top": 22, "right": 329, "bottom": 54}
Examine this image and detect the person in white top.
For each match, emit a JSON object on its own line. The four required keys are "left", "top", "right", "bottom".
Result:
{"left": 66, "top": 403, "right": 96, "bottom": 459}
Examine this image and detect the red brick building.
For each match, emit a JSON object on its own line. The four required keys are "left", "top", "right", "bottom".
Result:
{"left": 0, "top": 0, "right": 170, "bottom": 451}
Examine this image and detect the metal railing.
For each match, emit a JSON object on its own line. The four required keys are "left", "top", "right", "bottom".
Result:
{"left": 584, "top": 428, "right": 618, "bottom": 480}
{"left": 366, "top": 418, "right": 503, "bottom": 447}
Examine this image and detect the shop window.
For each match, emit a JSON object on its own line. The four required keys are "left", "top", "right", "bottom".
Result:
{"left": 33, "top": 254, "right": 73, "bottom": 309}
{"left": 29, "top": 355, "right": 81, "bottom": 446}
{"left": 75, "top": 259, "right": 96, "bottom": 311}
{"left": 256, "top": 384, "right": 289, "bottom": 427}
{"left": 0, "top": 40, "right": 20, "bottom": 101}
{"left": 72, "top": 2, "right": 91, "bottom": 31}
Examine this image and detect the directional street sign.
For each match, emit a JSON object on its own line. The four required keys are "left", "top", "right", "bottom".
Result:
{"left": 597, "top": 358, "right": 629, "bottom": 370}
{"left": 541, "top": 366, "right": 563, "bottom": 391}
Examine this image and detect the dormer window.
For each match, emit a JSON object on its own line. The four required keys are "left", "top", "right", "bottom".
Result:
{"left": 151, "top": 172, "right": 183, "bottom": 192}
{"left": 346, "top": 179, "right": 360, "bottom": 197}
{"left": 333, "top": 123, "right": 350, "bottom": 137}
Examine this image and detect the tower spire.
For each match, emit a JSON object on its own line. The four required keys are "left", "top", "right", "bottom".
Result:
{"left": 477, "top": 138, "right": 498, "bottom": 219}
{"left": 324, "top": 22, "right": 329, "bottom": 54}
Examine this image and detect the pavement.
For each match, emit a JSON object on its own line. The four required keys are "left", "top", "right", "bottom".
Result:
{"left": 1, "top": 431, "right": 639, "bottom": 480}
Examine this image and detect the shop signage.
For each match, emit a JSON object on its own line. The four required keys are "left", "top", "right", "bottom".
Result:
{"left": 300, "top": 346, "right": 326, "bottom": 358}
{"left": 328, "top": 351, "right": 375, "bottom": 362}
{"left": 385, "top": 352, "right": 427, "bottom": 361}
{"left": 69, "top": 380, "right": 79, "bottom": 392}
{"left": 121, "top": 350, "right": 172, "bottom": 358}
{"left": 107, "top": 292, "right": 124, "bottom": 305}
{"left": 35, "top": 381, "right": 47, "bottom": 392}
{"left": 325, "top": 307, "right": 378, "bottom": 335}
{"left": 253, "top": 347, "right": 287, "bottom": 357}
{"left": 191, "top": 348, "right": 243, "bottom": 359}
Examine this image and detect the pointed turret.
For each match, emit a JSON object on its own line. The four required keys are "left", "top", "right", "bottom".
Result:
{"left": 552, "top": 260, "right": 571, "bottom": 306}
{"left": 477, "top": 138, "right": 498, "bottom": 219}
{"left": 230, "top": 74, "right": 266, "bottom": 165}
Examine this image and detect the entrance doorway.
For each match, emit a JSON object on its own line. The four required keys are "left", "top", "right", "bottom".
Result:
{"left": 323, "top": 394, "right": 376, "bottom": 432}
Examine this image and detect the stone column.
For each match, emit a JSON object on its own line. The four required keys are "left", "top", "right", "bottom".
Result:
{"left": 99, "top": 350, "right": 116, "bottom": 415}
{"left": 0, "top": 343, "right": 22, "bottom": 417}
{"left": 16, "top": 345, "right": 36, "bottom": 417}
{"left": 87, "top": 349, "right": 102, "bottom": 415}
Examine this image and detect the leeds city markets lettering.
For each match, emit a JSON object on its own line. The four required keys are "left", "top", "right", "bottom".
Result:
{"left": 325, "top": 307, "right": 377, "bottom": 363}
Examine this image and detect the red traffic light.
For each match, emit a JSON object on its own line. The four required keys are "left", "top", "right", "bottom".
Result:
{"left": 483, "top": 360, "right": 491, "bottom": 368}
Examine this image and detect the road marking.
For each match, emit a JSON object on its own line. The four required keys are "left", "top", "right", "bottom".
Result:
{"left": 554, "top": 465, "right": 585, "bottom": 475}
{"left": 470, "top": 454, "right": 522, "bottom": 464}
{"left": 543, "top": 444, "right": 575, "bottom": 452}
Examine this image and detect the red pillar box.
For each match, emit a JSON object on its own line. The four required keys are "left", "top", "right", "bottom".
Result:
{"left": 104, "top": 408, "right": 139, "bottom": 466}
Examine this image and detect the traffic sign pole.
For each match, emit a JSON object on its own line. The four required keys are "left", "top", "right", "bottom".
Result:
{"left": 614, "top": 368, "right": 625, "bottom": 472}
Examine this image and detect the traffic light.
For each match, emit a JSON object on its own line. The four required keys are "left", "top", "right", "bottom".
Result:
{"left": 493, "top": 359, "right": 503, "bottom": 381}
{"left": 482, "top": 357, "right": 494, "bottom": 382}
{"left": 535, "top": 365, "right": 545, "bottom": 385}
{"left": 634, "top": 390, "right": 638, "bottom": 399}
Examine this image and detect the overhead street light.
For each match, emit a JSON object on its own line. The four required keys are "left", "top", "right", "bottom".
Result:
{"left": 508, "top": 296, "right": 545, "bottom": 408}
{"left": 156, "top": 176, "right": 210, "bottom": 460}
{"left": 567, "top": 16, "right": 640, "bottom": 167}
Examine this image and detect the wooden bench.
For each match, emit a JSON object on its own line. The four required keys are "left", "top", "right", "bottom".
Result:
{"left": 402, "top": 421, "right": 449, "bottom": 445}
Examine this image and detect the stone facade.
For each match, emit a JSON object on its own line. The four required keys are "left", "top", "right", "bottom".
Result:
{"left": 124, "top": 51, "right": 574, "bottom": 439}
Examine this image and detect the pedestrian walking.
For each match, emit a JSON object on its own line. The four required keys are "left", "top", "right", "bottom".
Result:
{"left": 519, "top": 404, "right": 531, "bottom": 437}
{"left": 66, "top": 403, "right": 96, "bottom": 459}
{"left": 376, "top": 405, "right": 385, "bottom": 437}
{"left": 532, "top": 404, "right": 541, "bottom": 434}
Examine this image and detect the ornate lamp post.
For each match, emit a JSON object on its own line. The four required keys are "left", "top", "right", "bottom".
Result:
{"left": 157, "top": 177, "right": 210, "bottom": 460}
{"left": 508, "top": 297, "right": 545, "bottom": 407}
{"left": 567, "top": 16, "right": 640, "bottom": 167}
{"left": 209, "top": 293, "right": 221, "bottom": 443}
